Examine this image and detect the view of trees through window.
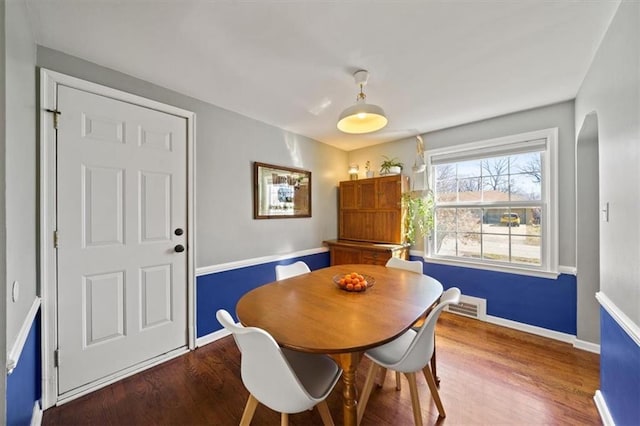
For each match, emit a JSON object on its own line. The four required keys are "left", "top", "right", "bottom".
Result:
{"left": 433, "top": 151, "right": 543, "bottom": 266}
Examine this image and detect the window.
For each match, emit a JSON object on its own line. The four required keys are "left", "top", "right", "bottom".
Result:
{"left": 426, "top": 129, "right": 558, "bottom": 277}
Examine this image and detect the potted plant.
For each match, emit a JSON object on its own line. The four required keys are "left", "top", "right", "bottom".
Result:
{"left": 365, "top": 161, "right": 374, "bottom": 178}
{"left": 401, "top": 190, "right": 434, "bottom": 245}
{"left": 379, "top": 156, "right": 403, "bottom": 175}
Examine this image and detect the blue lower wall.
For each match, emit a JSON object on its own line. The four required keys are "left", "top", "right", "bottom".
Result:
{"left": 7, "top": 310, "right": 41, "bottom": 426}
{"left": 600, "top": 307, "right": 640, "bottom": 425}
{"left": 197, "top": 252, "right": 576, "bottom": 338}
{"left": 414, "top": 259, "right": 576, "bottom": 334}
{"left": 196, "top": 252, "right": 330, "bottom": 337}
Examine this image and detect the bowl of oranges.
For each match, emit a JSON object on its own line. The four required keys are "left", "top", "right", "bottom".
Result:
{"left": 333, "top": 272, "right": 375, "bottom": 292}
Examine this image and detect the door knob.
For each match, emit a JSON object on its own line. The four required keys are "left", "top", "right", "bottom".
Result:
{"left": 175, "top": 244, "right": 185, "bottom": 253}
{"left": 174, "top": 228, "right": 184, "bottom": 236}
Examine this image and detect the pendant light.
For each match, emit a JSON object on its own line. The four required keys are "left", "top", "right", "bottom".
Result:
{"left": 337, "top": 70, "right": 388, "bottom": 134}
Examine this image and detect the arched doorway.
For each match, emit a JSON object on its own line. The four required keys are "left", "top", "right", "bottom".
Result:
{"left": 576, "top": 112, "right": 600, "bottom": 345}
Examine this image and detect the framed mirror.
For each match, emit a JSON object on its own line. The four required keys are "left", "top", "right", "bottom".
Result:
{"left": 253, "top": 162, "right": 312, "bottom": 219}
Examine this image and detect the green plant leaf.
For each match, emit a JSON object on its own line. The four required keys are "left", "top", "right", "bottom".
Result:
{"left": 401, "top": 190, "right": 434, "bottom": 245}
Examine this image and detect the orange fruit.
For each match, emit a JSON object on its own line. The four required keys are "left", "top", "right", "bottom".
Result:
{"left": 339, "top": 278, "right": 345, "bottom": 285}
{"left": 357, "top": 274, "right": 364, "bottom": 281}
{"left": 346, "top": 283, "right": 354, "bottom": 291}
{"left": 354, "top": 284, "right": 362, "bottom": 291}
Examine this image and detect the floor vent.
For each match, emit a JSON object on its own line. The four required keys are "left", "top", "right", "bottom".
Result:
{"left": 445, "top": 295, "right": 487, "bottom": 320}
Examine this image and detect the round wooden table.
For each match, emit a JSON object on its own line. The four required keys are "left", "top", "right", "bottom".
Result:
{"left": 237, "top": 264, "right": 443, "bottom": 426}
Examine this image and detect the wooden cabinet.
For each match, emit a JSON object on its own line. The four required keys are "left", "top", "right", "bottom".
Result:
{"left": 339, "top": 180, "right": 359, "bottom": 209}
{"left": 327, "top": 174, "right": 410, "bottom": 266}
{"left": 338, "top": 175, "right": 408, "bottom": 244}
{"left": 324, "top": 239, "right": 409, "bottom": 266}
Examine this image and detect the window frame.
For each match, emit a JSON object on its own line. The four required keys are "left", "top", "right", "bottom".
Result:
{"left": 425, "top": 128, "right": 559, "bottom": 278}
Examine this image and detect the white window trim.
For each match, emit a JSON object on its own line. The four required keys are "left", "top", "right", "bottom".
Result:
{"left": 425, "top": 128, "right": 559, "bottom": 278}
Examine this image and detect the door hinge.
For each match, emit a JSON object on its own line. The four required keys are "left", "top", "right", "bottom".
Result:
{"left": 45, "top": 108, "right": 62, "bottom": 129}
{"left": 54, "top": 230, "right": 59, "bottom": 248}
{"left": 54, "top": 349, "right": 60, "bottom": 367}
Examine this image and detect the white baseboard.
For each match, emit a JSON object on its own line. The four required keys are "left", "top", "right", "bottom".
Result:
{"left": 574, "top": 338, "right": 600, "bottom": 354}
{"left": 196, "top": 328, "right": 231, "bottom": 347}
{"left": 485, "top": 315, "right": 575, "bottom": 344}
{"left": 196, "top": 247, "right": 328, "bottom": 276}
{"left": 465, "top": 314, "right": 601, "bottom": 353}
{"left": 594, "top": 390, "right": 614, "bottom": 426}
{"left": 30, "top": 400, "right": 43, "bottom": 426}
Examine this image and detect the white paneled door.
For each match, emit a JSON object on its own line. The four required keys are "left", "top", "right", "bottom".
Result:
{"left": 56, "top": 86, "right": 188, "bottom": 394}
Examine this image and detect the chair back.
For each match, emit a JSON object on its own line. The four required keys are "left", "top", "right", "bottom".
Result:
{"left": 395, "top": 287, "right": 461, "bottom": 372}
{"left": 275, "top": 261, "right": 311, "bottom": 280}
{"left": 385, "top": 257, "right": 423, "bottom": 274}
{"left": 216, "top": 310, "right": 317, "bottom": 413}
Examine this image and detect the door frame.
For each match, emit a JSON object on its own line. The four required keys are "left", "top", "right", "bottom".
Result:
{"left": 39, "top": 68, "right": 196, "bottom": 409}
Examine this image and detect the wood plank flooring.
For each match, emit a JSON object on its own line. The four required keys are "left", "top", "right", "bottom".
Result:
{"left": 43, "top": 313, "right": 600, "bottom": 425}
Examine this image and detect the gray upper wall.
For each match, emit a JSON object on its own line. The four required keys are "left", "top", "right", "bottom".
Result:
{"left": 348, "top": 100, "right": 576, "bottom": 267}
{"left": 575, "top": 0, "right": 639, "bottom": 325}
{"left": 1, "top": 0, "right": 8, "bottom": 420}
{"left": 37, "top": 46, "right": 348, "bottom": 268}
{"left": 5, "top": 0, "right": 37, "bottom": 363}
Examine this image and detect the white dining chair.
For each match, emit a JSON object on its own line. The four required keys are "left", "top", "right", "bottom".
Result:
{"left": 385, "top": 257, "right": 423, "bottom": 274}
{"left": 216, "top": 309, "right": 342, "bottom": 426}
{"left": 275, "top": 261, "right": 311, "bottom": 280}
{"left": 382, "top": 257, "right": 425, "bottom": 390}
{"left": 357, "top": 287, "right": 462, "bottom": 426}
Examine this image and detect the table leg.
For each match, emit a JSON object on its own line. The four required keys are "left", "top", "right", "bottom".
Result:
{"left": 330, "top": 352, "right": 363, "bottom": 426}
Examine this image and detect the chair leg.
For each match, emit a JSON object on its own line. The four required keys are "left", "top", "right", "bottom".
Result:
{"left": 395, "top": 371, "right": 402, "bottom": 390}
{"left": 280, "top": 412, "right": 289, "bottom": 426}
{"left": 431, "top": 335, "right": 440, "bottom": 387}
{"left": 376, "top": 366, "right": 387, "bottom": 387}
{"left": 357, "top": 362, "right": 380, "bottom": 425}
{"left": 239, "top": 394, "right": 259, "bottom": 426}
{"left": 378, "top": 368, "right": 402, "bottom": 390}
{"left": 422, "top": 366, "right": 446, "bottom": 418}
{"left": 405, "top": 373, "right": 423, "bottom": 426}
{"left": 316, "top": 400, "right": 335, "bottom": 426}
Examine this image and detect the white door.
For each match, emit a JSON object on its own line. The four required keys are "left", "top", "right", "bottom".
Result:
{"left": 56, "top": 85, "right": 188, "bottom": 394}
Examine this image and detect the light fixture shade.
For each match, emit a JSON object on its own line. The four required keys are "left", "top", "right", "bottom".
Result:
{"left": 337, "top": 103, "right": 388, "bottom": 134}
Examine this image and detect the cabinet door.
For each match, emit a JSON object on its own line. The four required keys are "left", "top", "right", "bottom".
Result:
{"left": 340, "top": 211, "right": 376, "bottom": 241}
{"left": 377, "top": 175, "right": 402, "bottom": 209}
{"left": 373, "top": 211, "right": 402, "bottom": 243}
{"left": 358, "top": 180, "right": 377, "bottom": 209}
{"left": 340, "top": 181, "right": 358, "bottom": 209}
{"left": 331, "top": 246, "right": 362, "bottom": 265}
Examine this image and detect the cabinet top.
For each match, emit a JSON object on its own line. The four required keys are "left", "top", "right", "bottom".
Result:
{"left": 339, "top": 174, "right": 408, "bottom": 185}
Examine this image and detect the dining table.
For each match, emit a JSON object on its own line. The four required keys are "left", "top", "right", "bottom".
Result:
{"left": 236, "top": 263, "right": 443, "bottom": 426}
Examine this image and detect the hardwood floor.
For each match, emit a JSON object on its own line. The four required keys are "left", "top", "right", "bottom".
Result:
{"left": 43, "top": 313, "right": 600, "bottom": 425}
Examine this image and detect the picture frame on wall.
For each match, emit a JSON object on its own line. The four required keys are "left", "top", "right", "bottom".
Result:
{"left": 253, "top": 162, "right": 312, "bottom": 219}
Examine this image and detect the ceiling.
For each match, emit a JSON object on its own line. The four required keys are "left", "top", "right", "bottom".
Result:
{"left": 25, "top": 0, "right": 619, "bottom": 151}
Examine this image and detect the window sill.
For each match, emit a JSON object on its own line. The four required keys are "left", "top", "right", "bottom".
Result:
{"left": 422, "top": 255, "right": 560, "bottom": 279}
